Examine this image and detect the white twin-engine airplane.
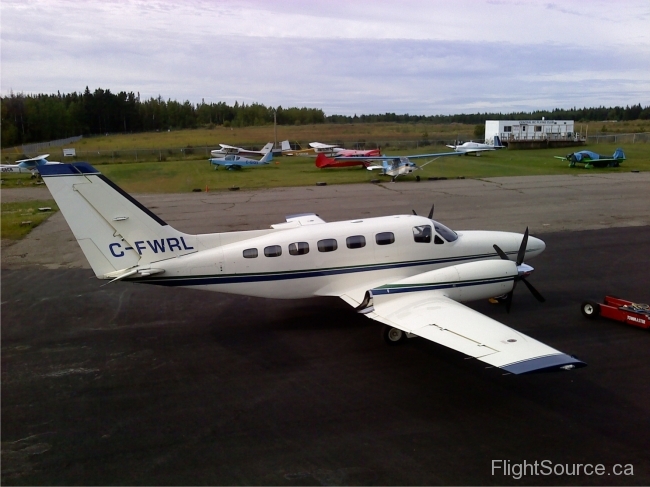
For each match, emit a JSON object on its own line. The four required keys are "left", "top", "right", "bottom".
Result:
{"left": 39, "top": 163, "right": 586, "bottom": 375}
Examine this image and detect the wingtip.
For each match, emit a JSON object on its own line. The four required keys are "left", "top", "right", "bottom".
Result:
{"left": 501, "top": 354, "right": 587, "bottom": 374}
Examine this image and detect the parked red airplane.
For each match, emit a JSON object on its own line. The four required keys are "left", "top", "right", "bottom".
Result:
{"left": 315, "top": 152, "right": 377, "bottom": 168}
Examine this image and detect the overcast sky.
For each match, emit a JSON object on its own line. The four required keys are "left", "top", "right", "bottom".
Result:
{"left": 2, "top": 0, "right": 649, "bottom": 116}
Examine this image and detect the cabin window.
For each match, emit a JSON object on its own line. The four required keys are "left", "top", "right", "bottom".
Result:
{"left": 264, "top": 245, "right": 282, "bottom": 257}
{"left": 243, "top": 248, "right": 258, "bottom": 258}
{"left": 376, "top": 232, "right": 395, "bottom": 246}
{"left": 346, "top": 235, "right": 366, "bottom": 249}
{"left": 412, "top": 225, "right": 432, "bottom": 243}
{"left": 289, "top": 242, "right": 310, "bottom": 255}
{"left": 431, "top": 220, "right": 458, "bottom": 242}
{"left": 317, "top": 239, "right": 338, "bottom": 252}
{"left": 434, "top": 235, "right": 444, "bottom": 245}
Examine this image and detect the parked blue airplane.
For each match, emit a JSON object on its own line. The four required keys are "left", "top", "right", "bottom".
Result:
{"left": 555, "top": 148, "right": 625, "bottom": 168}
{"left": 209, "top": 147, "right": 273, "bottom": 170}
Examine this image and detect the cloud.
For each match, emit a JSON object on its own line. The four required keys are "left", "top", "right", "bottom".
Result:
{"left": 1, "top": 0, "right": 649, "bottom": 115}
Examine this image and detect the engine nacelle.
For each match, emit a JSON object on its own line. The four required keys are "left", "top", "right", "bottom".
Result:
{"left": 371, "top": 259, "right": 517, "bottom": 304}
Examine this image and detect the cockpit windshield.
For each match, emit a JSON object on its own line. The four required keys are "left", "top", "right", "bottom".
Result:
{"left": 430, "top": 220, "right": 458, "bottom": 242}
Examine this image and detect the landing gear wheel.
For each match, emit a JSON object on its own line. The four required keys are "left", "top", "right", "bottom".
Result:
{"left": 581, "top": 300, "right": 600, "bottom": 319}
{"left": 382, "top": 325, "right": 406, "bottom": 345}
{"left": 415, "top": 175, "right": 421, "bottom": 182}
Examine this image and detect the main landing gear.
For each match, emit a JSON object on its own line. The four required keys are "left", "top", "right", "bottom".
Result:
{"left": 381, "top": 325, "right": 406, "bottom": 345}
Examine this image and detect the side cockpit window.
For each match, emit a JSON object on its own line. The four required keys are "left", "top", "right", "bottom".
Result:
{"left": 413, "top": 225, "right": 432, "bottom": 243}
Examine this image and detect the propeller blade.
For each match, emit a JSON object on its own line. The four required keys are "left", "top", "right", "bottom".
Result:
{"left": 504, "top": 290, "right": 514, "bottom": 313}
{"left": 521, "top": 277, "right": 546, "bottom": 303}
{"left": 493, "top": 244, "right": 509, "bottom": 261}
{"left": 427, "top": 204, "right": 434, "bottom": 219}
{"left": 516, "top": 227, "right": 529, "bottom": 266}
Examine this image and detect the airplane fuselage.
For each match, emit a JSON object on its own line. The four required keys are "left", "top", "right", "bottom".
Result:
{"left": 134, "top": 215, "right": 544, "bottom": 301}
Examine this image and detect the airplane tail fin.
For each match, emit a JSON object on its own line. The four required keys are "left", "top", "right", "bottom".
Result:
{"left": 260, "top": 148, "right": 274, "bottom": 163}
{"left": 38, "top": 163, "right": 198, "bottom": 279}
{"left": 281, "top": 140, "right": 291, "bottom": 151}
{"left": 613, "top": 148, "right": 625, "bottom": 160}
{"left": 315, "top": 153, "right": 336, "bottom": 168}
{"left": 493, "top": 136, "right": 504, "bottom": 148}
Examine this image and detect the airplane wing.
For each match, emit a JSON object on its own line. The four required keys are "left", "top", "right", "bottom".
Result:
{"left": 309, "top": 142, "right": 339, "bottom": 149}
{"left": 16, "top": 154, "right": 50, "bottom": 164}
{"left": 326, "top": 151, "right": 463, "bottom": 163}
{"left": 355, "top": 292, "right": 585, "bottom": 374}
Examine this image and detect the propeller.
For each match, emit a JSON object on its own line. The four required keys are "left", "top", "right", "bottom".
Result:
{"left": 412, "top": 204, "right": 435, "bottom": 219}
{"left": 493, "top": 227, "right": 545, "bottom": 312}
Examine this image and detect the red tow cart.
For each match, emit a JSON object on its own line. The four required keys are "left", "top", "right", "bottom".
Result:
{"left": 581, "top": 296, "right": 650, "bottom": 329}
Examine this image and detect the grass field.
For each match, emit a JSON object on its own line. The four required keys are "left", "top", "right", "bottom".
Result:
{"left": 4, "top": 141, "right": 647, "bottom": 194}
{"left": 0, "top": 200, "right": 58, "bottom": 239}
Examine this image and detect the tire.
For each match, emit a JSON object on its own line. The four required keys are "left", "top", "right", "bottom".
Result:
{"left": 382, "top": 325, "right": 406, "bottom": 345}
{"left": 581, "top": 300, "right": 600, "bottom": 319}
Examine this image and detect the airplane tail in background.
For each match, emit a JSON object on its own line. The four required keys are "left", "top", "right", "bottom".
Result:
{"left": 281, "top": 140, "right": 291, "bottom": 151}
{"left": 260, "top": 147, "right": 274, "bottom": 163}
{"left": 613, "top": 148, "right": 625, "bottom": 160}
{"left": 493, "top": 136, "right": 504, "bottom": 148}
{"left": 315, "top": 153, "right": 336, "bottom": 168}
{"left": 38, "top": 163, "right": 198, "bottom": 278}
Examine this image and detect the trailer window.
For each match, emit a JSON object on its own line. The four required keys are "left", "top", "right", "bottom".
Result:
{"left": 264, "top": 245, "right": 282, "bottom": 257}
{"left": 289, "top": 242, "right": 310, "bottom": 255}
{"left": 243, "top": 248, "right": 258, "bottom": 258}
{"left": 317, "top": 239, "right": 338, "bottom": 252}
{"left": 346, "top": 235, "right": 366, "bottom": 249}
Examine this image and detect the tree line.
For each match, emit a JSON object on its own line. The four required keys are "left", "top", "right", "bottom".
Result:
{"left": 1, "top": 87, "right": 648, "bottom": 148}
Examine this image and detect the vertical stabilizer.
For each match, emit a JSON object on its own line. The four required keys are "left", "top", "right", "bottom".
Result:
{"left": 39, "top": 163, "right": 198, "bottom": 278}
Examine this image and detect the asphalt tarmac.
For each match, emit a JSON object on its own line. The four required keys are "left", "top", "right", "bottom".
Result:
{"left": 2, "top": 174, "right": 650, "bottom": 485}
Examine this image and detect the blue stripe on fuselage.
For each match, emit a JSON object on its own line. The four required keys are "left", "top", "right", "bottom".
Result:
{"left": 131, "top": 252, "right": 507, "bottom": 287}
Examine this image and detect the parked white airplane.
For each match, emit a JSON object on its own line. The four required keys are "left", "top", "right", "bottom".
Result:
{"left": 209, "top": 146, "right": 273, "bottom": 170}
{"left": 211, "top": 142, "right": 274, "bottom": 157}
{"left": 447, "top": 136, "right": 505, "bottom": 155}
{"left": 0, "top": 154, "right": 61, "bottom": 175}
{"left": 38, "top": 162, "right": 586, "bottom": 375}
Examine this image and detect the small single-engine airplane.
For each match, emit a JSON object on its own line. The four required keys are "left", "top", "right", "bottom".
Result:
{"left": 447, "top": 136, "right": 505, "bottom": 155}
{"left": 209, "top": 147, "right": 273, "bottom": 170}
{"left": 281, "top": 140, "right": 316, "bottom": 157}
{"left": 0, "top": 154, "right": 61, "bottom": 176}
{"left": 554, "top": 148, "right": 625, "bottom": 168}
{"left": 315, "top": 153, "right": 374, "bottom": 169}
{"left": 211, "top": 142, "right": 274, "bottom": 158}
{"left": 311, "top": 142, "right": 381, "bottom": 157}
{"left": 316, "top": 150, "right": 463, "bottom": 181}
{"left": 37, "top": 162, "right": 586, "bottom": 375}
{"left": 281, "top": 141, "right": 381, "bottom": 158}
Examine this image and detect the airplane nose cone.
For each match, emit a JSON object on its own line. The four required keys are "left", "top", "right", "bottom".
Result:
{"left": 527, "top": 236, "right": 546, "bottom": 257}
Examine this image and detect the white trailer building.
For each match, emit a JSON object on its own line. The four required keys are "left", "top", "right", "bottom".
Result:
{"left": 485, "top": 119, "right": 575, "bottom": 144}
